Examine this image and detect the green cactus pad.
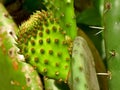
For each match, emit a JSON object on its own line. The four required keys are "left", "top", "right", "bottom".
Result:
{"left": 69, "top": 36, "right": 100, "bottom": 90}
{"left": 0, "top": 3, "right": 43, "bottom": 89}
{"left": 17, "top": 10, "right": 71, "bottom": 82}
{"left": 44, "top": 0, "right": 77, "bottom": 39}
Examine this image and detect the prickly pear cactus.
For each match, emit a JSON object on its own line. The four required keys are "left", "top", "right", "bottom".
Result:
{"left": 44, "top": 0, "right": 77, "bottom": 39}
{"left": 69, "top": 36, "right": 100, "bottom": 90}
{"left": 104, "top": 0, "right": 120, "bottom": 89}
{"left": 0, "top": 3, "right": 43, "bottom": 90}
{"left": 17, "top": 10, "right": 71, "bottom": 82}
{"left": 77, "top": 28, "right": 108, "bottom": 90}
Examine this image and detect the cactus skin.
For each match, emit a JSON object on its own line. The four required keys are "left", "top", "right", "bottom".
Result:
{"left": 69, "top": 36, "right": 100, "bottom": 90}
{"left": 17, "top": 10, "right": 71, "bottom": 82}
{"left": 77, "top": 28, "right": 108, "bottom": 90}
{"left": 44, "top": 0, "right": 77, "bottom": 39}
{"left": 44, "top": 78, "right": 69, "bottom": 90}
{"left": 0, "top": 3, "right": 43, "bottom": 90}
{"left": 104, "top": 0, "right": 120, "bottom": 89}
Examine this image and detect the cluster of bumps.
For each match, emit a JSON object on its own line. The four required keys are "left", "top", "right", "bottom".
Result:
{"left": 17, "top": 10, "right": 72, "bottom": 82}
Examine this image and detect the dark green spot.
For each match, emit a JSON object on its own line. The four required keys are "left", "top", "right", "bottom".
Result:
{"left": 59, "top": 27, "right": 63, "bottom": 32}
{"left": 84, "top": 84, "right": 88, "bottom": 88}
{"left": 24, "top": 47, "right": 28, "bottom": 53}
{"left": 31, "top": 48, "right": 35, "bottom": 53}
{"left": 39, "top": 21, "right": 43, "bottom": 26}
{"left": 44, "top": 59, "right": 49, "bottom": 64}
{"left": 34, "top": 57, "right": 39, "bottom": 63}
{"left": 79, "top": 66, "right": 83, "bottom": 71}
{"left": 40, "top": 26, "right": 44, "bottom": 31}
{"left": 44, "top": 21, "right": 49, "bottom": 26}
{"left": 46, "top": 29, "right": 50, "bottom": 34}
{"left": 62, "top": 31, "right": 66, "bottom": 35}
{"left": 75, "top": 77, "right": 80, "bottom": 82}
{"left": 39, "top": 32, "right": 43, "bottom": 37}
{"left": 31, "top": 40, "right": 35, "bottom": 45}
{"left": 66, "top": 58, "right": 70, "bottom": 62}
{"left": 54, "top": 39, "right": 59, "bottom": 44}
{"left": 49, "top": 50, "right": 53, "bottom": 55}
{"left": 25, "top": 54, "right": 30, "bottom": 62}
{"left": 55, "top": 18, "right": 59, "bottom": 23}
{"left": 52, "top": 26, "right": 57, "bottom": 32}
{"left": 65, "top": 65, "right": 68, "bottom": 69}
{"left": 66, "top": 23, "right": 71, "bottom": 27}
{"left": 57, "top": 52, "right": 62, "bottom": 57}
{"left": 32, "top": 33, "right": 36, "bottom": 38}
{"left": 39, "top": 39, "right": 43, "bottom": 45}
{"left": 55, "top": 63, "right": 60, "bottom": 67}
{"left": 27, "top": 35, "right": 31, "bottom": 40}
{"left": 24, "top": 39, "right": 28, "bottom": 45}
{"left": 50, "top": 18, "right": 54, "bottom": 24}
{"left": 46, "top": 38, "right": 51, "bottom": 43}
{"left": 40, "top": 49, "right": 45, "bottom": 54}
{"left": 43, "top": 68, "right": 47, "bottom": 73}
{"left": 62, "top": 41, "right": 67, "bottom": 45}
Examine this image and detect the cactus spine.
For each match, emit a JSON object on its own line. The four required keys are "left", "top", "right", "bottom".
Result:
{"left": 0, "top": 3, "right": 43, "bottom": 90}
{"left": 104, "top": 0, "right": 120, "bottom": 89}
{"left": 69, "top": 36, "right": 100, "bottom": 90}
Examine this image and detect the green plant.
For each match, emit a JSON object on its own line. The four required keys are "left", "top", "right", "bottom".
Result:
{"left": 103, "top": 0, "right": 120, "bottom": 89}
{"left": 69, "top": 36, "right": 100, "bottom": 90}
{"left": 2, "top": 0, "right": 119, "bottom": 90}
{"left": 17, "top": 10, "right": 71, "bottom": 82}
{"left": 0, "top": 3, "right": 43, "bottom": 90}
{"left": 44, "top": 0, "right": 77, "bottom": 39}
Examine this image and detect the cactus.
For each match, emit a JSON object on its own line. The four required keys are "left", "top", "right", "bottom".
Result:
{"left": 69, "top": 36, "right": 100, "bottom": 90}
{"left": 103, "top": 0, "right": 120, "bottom": 89}
{"left": 17, "top": 10, "right": 71, "bottom": 82}
{"left": 44, "top": 0, "right": 77, "bottom": 39}
{"left": 77, "top": 28, "right": 108, "bottom": 90}
{"left": 44, "top": 78, "right": 70, "bottom": 90}
{"left": 68, "top": 36, "right": 100, "bottom": 90}
{"left": 1, "top": 0, "right": 115, "bottom": 89}
{"left": 0, "top": 3, "right": 43, "bottom": 90}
